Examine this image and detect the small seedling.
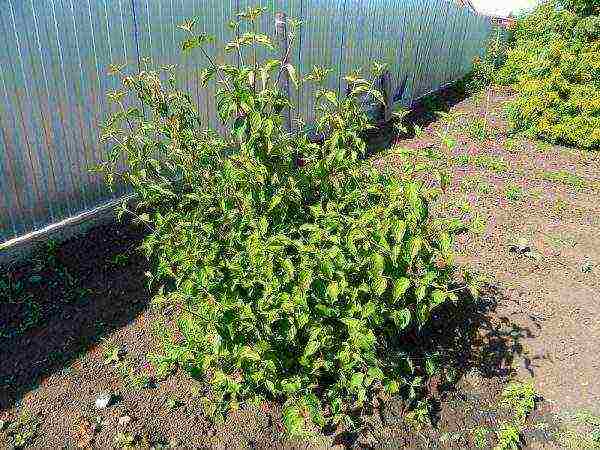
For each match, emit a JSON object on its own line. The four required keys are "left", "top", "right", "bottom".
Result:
{"left": 165, "top": 395, "right": 182, "bottom": 410}
{"left": 495, "top": 423, "right": 522, "bottom": 450}
{"left": 505, "top": 184, "right": 525, "bottom": 202}
{"left": 6, "top": 408, "right": 39, "bottom": 449}
{"left": 103, "top": 341, "right": 125, "bottom": 365}
{"left": 111, "top": 253, "right": 130, "bottom": 268}
{"left": 404, "top": 399, "right": 431, "bottom": 430}
{"left": 114, "top": 431, "right": 136, "bottom": 449}
{"left": 473, "top": 426, "right": 492, "bottom": 448}
{"left": 541, "top": 170, "right": 586, "bottom": 189}
{"left": 501, "top": 381, "right": 536, "bottom": 422}
{"left": 461, "top": 175, "right": 493, "bottom": 194}
{"left": 118, "top": 362, "right": 152, "bottom": 390}
{"left": 503, "top": 138, "right": 523, "bottom": 154}
{"left": 470, "top": 214, "right": 488, "bottom": 236}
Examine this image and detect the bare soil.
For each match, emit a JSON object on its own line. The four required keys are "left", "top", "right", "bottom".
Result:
{"left": 1, "top": 86, "right": 598, "bottom": 449}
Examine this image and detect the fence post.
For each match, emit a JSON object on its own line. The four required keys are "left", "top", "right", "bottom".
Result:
{"left": 275, "top": 12, "right": 292, "bottom": 132}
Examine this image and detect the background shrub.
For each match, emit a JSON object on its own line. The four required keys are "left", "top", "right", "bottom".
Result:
{"left": 496, "top": 0, "right": 600, "bottom": 149}
{"left": 97, "top": 7, "right": 467, "bottom": 434}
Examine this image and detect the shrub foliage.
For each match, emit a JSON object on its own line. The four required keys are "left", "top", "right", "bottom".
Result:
{"left": 98, "top": 7, "right": 464, "bottom": 434}
{"left": 496, "top": 0, "right": 600, "bottom": 149}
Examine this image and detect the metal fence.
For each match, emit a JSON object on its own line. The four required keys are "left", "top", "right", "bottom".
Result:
{"left": 0, "top": 0, "right": 492, "bottom": 244}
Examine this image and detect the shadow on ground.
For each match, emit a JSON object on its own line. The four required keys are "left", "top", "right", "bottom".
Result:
{"left": 0, "top": 223, "right": 149, "bottom": 411}
{"left": 334, "top": 282, "right": 536, "bottom": 449}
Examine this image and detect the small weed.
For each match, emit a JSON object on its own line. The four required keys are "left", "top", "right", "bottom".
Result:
{"left": 504, "top": 138, "right": 524, "bottom": 154}
{"left": 111, "top": 253, "right": 130, "bottom": 268}
{"left": 546, "top": 233, "right": 577, "bottom": 249}
{"left": 466, "top": 118, "right": 492, "bottom": 141}
{"left": 165, "top": 395, "right": 182, "bottom": 410}
{"left": 470, "top": 214, "right": 488, "bottom": 236}
{"left": 5, "top": 408, "right": 39, "bottom": 449}
{"left": 404, "top": 399, "right": 432, "bottom": 430}
{"left": 504, "top": 184, "right": 526, "bottom": 202}
{"left": 552, "top": 197, "right": 569, "bottom": 216}
{"left": 555, "top": 409, "right": 600, "bottom": 449}
{"left": 495, "top": 423, "right": 522, "bottom": 450}
{"left": 501, "top": 381, "right": 536, "bottom": 422}
{"left": 114, "top": 431, "right": 137, "bottom": 449}
{"left": 103, "top": 340, "right": 125, "bottom": 365}
{"left": 473, "top": 426, "right": 492, "bottom": 448}
{"left": 455, "top": 153, "right": 509, "bottom": 173}
{"left": 541, "top": 170, "right": 586, "bottom": 189}
{"left": 118, "top": 361, "right": 152, "bottom": 390}
{"left": 486, "top": 381, "right": 538, "bottom": 449}
{"left": 461, "top": 175, "right": 493, "bottom": 194}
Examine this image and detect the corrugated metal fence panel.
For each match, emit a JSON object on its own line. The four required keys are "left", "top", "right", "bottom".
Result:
{"left": 0, "top": 0, "right": 493, "bottom": 243}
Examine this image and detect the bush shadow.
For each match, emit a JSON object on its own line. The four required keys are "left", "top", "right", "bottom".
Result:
{"left": 0, "top": 223, "right": 149, "bottom": 411}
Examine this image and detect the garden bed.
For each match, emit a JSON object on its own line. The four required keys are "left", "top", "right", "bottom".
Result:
{"left": 1, "top": 86, "right": 599, "bottom": 449}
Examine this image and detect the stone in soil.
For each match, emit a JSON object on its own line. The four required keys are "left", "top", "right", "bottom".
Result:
{"left": 94, "top": 393, "right": 114, "bottom": 409}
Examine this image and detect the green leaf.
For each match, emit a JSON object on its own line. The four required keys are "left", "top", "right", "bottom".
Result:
{"left": 372, "top": 276, "right": 387, "bottom": 297}
{"left": 239, "top": 346, "right": 260, "bottom": 362}
{"left": 391, "top": 308, "right": 411, "bottom": 330}
{"left": 303, "top": 393, "right": 325, "bottom": 427}
{"left": 323, "top": 90, "right": 338, "bottom": 106}
{"left": 350, "top": 372, "right": 365, "bottom": 392}
{"left": 431, "top": 289, "right": 446, "bottom": 308}
{"left": 181, "top": 37, "right": 200, "bottom": 52}
{"left": 405, "top": 236, "right": 423, "bottom": 263}
{"left": 392, "top": 277, "right": 411, "bottom": 302}
{"left": 392, "top": 220, "right": 406, "bottom": 243}
{"left": 370, "top": 253, "right": 385, "bottom": 277}
{"left": 282, "top": 405, "right": 305, "bottom": 436}
{"left": 269, "top": 194, "right": 282, "bottom": 211}
{"left": 367, "top": 366, "right": 384, "bottom": 381}
{"left": 326, "top": 281, "right": 340, "bottom": 301}
{"left": 383, "top": 379, "right": 400, "bottom": 394}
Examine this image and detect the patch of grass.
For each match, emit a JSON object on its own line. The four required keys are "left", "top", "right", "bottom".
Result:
{"left": 504, "top": 184, "right": 526, "bottom": 203}
{"left": 534, "top": 140, "right": 552, "bottom": 153}
{"left": 4, "top": 408, "right": 39, "bottom": 449}
{"left": 540, "top": 170, "right": 586, "bottom": 189}
{"left": 545, "top": 233, "right": 577, "bottom": 249}
{"left": 117, "top": 360, "right": 153, "bottom": 391}
{"left": 501, "top": 381, "right": 536, "bottom": 422}
{"left": 473, "top": 426, "right": 492, "bottom": 448}
{"left": 466, "top": 118, "right": 492, "bottom": 141}
{"left": 555, "top": 409, "right": 600, "bottom": 449}
{"left": 495, "top": 423, "right": 522, "bottom": 450}
{"left": 503, "top": 138, "right": 525, "bottom": 154}
{"left": 455, "top": 153, "right": 510, "bottom": 173}
{"left": 460, "top": 175, "right": 494, "bottom": 194}
{"left": 0, "top": 241, "right": 90, "bottom": 339}
{"left": 485, "top": 381, "right": 538, "bottom": 450}
{"left": 111, "top": 253, "right": 130, "bottom": 268}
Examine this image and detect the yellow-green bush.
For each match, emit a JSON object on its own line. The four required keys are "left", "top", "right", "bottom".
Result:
{"left": 497, "top": 1, "right": 600, "bottom": 149}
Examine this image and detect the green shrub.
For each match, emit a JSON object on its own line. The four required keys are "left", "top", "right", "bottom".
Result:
{"left": 97, "top": 7, "right": 465, "bottom": 434}
{"left": 496, "top": 1, "right": 600, "bottom": 149}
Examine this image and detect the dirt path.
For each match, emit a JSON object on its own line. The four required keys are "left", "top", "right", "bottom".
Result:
{"left": 376, "top": 85, "right": 600, "bottom": 445}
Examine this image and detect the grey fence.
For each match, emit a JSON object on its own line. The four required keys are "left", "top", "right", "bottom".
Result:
{"left": 0, "top": 0, "right": 492, "bottom": 244}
